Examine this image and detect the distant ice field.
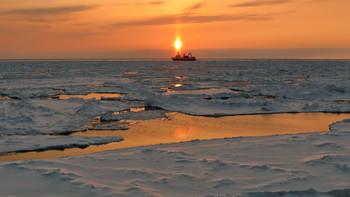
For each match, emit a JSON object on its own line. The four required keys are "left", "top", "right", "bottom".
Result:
{"left": 1, "top": 60, "right": 350, "bottom": 131}
{"left": 0, "top": 60, "right": 350, "bottom": 153}
{"left": 1, "top": 60, "right": 350, "bottom": 196}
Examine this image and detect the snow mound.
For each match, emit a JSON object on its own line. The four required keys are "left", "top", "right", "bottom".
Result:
{"left": 329, "top": 119, "right": 350, "bottom": 132}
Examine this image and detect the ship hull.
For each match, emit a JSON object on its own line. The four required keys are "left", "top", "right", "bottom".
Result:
{"left": 171, "top": 57, "right": 196, "bottom": 61}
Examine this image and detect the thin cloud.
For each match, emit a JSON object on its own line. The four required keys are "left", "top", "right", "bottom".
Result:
{"left": 113, "top": 1, "right": 166, "bottom": 7}
{"left": 114, "top": 13, "right": 271, "bottom": 27}
{"left": 183, "top": 1, "right": 206, "bottom": 15}
{"left": 149, "top": 1, "right": 166, "bottom": 6}
{"left": 186, "top": 2, "right": 206, "bottom": 11}
{"left": 231, "top": 0, "right": 292, "bottom": 7}
{"left": 0, "top": 5, "right": 97, "bottom": 16}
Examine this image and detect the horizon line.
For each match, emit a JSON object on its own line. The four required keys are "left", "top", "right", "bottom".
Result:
{"left": 1, "top": 57, "right": 350, "bottom": 61}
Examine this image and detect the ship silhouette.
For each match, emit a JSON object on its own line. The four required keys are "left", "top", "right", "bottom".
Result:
{"left": 172, "top": 52, "right": 196, "bottom": 61}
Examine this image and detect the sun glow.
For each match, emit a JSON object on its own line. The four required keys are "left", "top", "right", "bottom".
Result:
{"left": 175, "top": 40, "right": 182, "bottom": 50}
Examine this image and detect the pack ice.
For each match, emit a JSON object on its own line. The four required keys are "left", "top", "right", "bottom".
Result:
{"left": 0, "top": 60, "right": 350, "bottom": 196}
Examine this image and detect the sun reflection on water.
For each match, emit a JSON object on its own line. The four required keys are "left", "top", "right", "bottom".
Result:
{"left": 174, "top": 126, "right": 198, "bottom": 139}
{"left": 173, "top": 84, "right": 183, "bottom": 87}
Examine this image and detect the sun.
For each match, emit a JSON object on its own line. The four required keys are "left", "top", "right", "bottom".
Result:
{"left": 175, "top": 40, "right": 182, "bottom": 50}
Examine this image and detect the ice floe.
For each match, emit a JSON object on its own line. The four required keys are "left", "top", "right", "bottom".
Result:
{"left": 0, "top": 135, "right": 123, "bottom": 155}
{"left": 89, "top": 125, "right": 128, "bottom": 131}
{"left": 329, "top": 119, "right": 350, "bottom": 132}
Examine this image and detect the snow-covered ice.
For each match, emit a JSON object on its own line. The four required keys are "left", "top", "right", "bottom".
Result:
{"left": 329, "top": 119, "right": 350, "bottom": 132}
{"left": 1, "top": 60, "right": 350, "bottom": 196}
{"left": 0, "top": 135, "right": 123, "bottom": 155}
{"left": 89, "top": 125, "right": 128, "bottom": 130}
{"left": 1, "top": 130, "right": 350, "bottom": 196}
{"left": 1, "top": 60, "right": 350, "bottom": 135}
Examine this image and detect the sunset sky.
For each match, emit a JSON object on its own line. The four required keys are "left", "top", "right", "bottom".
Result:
{"left": 1, "top": 0, "right": 349, "bottom": 59}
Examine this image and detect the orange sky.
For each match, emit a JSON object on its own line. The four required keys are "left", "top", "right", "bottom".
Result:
{"left": 0, "top": 0, "right": 349, "bottom": 59}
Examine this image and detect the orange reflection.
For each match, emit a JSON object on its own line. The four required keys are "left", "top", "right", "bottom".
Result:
{"left": 58, "top": 93, "right": 125, "bottom": 100}
{"left": 130, "top": 107, "right": 146, "bottom": 112}
{"left": 335, "top": 100, "right": 350, "bottom": 104}
{"left": 161, "top": 87, "right": 177, "bottom": 92}
{"left": 173, "top": 84, "right": 183, "bottom": 87}
{"left": 0, "top": 96, "right": 11, "bottom": 100}
{"left": 174, "top": 76, "right": 189, "bottom": 79}
{"left": 222, "top": 81, "right": 253, "bottom": 86}
{"left": 85, "top": 84, "right": 104, "bottom": 87}
{"left": 124, "top": 72, "right": 138, "bottom": 75}
{"left": 174, "top": 126, "right": 197, "bottom": 139}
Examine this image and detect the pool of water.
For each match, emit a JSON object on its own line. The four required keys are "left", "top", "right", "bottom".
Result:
{"left": 1, "top": 112, "right": 349, "bottom": 162}
{"left": 51, "top": 93, "right": 125, "bottom": 100}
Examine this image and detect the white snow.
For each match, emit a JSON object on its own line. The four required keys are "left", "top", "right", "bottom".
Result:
{"left": 329, "top": 119, "right": 350, "bottom": 132}
{"left": 1, "top": 60, "right": 350, "bottom": 196}
{"left": 1, "top": 130, "right": 350, "bottom": 196}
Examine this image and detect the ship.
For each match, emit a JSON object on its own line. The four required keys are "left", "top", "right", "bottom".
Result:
{"left": 172, "top": 52, "right": 196, "bottom": 61}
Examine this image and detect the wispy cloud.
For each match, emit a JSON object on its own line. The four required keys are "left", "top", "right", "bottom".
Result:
{"left": 231, "top": 0, "right": 292, "bottom": 7}
{"left": 111, "top": 0, "right": 271, "bottom": 28}
{"left": 114, "top": 13, "right": 271, "bottom": 27}
{"left": 186, "top": 2, "right": 206, "bottom": 11}
{"left": 113, "top": 1, "right": 166, "bottom": 7}
{"left": 148, "top": 1, "right": 166, "bottom": 6}
{"left": 0, "top": 5, "right": 97, "bottom": 16}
